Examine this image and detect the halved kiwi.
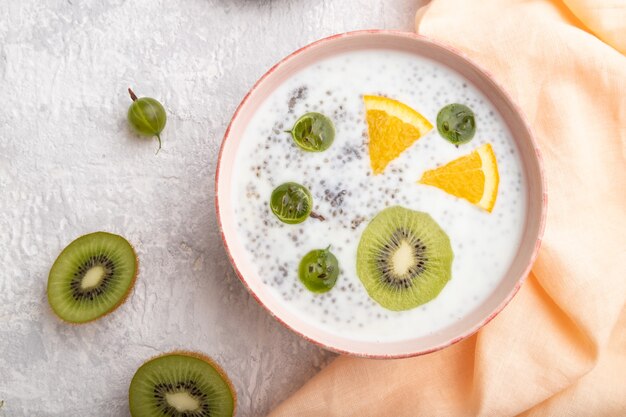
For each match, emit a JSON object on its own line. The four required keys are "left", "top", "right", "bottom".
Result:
{"left": 356, "top": 206, "right": 453, "bottom": 311}
{"left": 47, "top": 232, "right": 138, "bottom": 323}
{"left": 129, "top": 352, "right": 236, "bottom": 417}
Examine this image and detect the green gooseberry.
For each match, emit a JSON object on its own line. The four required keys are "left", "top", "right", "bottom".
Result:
{"left": 269, "top": 182, "right": 325, "bottom": 225}
{"left": 127, "top": 88, "right": 166, "bottom": 153}
{"left": 269, "top": 182, "right": 313, "bottom": 224}
{"left": 298, "top": 246, "right": 339, "bottom": 293}
{"left": 287, "top": 112, "right": 335, "bottom": 152}
{"left": 436, "top": 103, "right": 476, "bottom": 145}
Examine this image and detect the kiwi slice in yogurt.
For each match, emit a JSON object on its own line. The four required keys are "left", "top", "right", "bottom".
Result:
{"left": 356, "top": 206, "right": 453, "bottom": 311}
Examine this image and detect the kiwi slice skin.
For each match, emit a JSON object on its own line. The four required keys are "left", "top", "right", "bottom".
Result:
{"left": 129, "top": 351, "right": 236, "bottom": 417}
{"left": 356, "top": 206, "right": 454, "bottom": 311}
{"left": 46, "top": 232, "right": 138, "bottom": 324}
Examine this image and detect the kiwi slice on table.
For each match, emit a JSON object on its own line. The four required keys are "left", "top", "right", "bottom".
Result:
{"left": 356, "top": 206, "right": 454, "bottom": 311}
{"left": 47, "top": 232, "right": 138, "bottom": 323}
{"left": 129, "top": 352, "right": 236, "bottom": 417}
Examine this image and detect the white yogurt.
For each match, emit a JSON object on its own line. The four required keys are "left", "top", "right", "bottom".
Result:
{"left": 231, "top": 49, "right": 527, "bottom": 342}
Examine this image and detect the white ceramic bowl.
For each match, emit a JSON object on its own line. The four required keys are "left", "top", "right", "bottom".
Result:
{"left": 216, "top": 30, "right": 546, "bottom": 358}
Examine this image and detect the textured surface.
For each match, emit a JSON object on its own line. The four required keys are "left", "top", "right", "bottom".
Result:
{"left": 0, "top": 0, "right": 420, "bottom": 416}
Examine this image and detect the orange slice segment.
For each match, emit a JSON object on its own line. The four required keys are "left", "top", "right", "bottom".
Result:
{"left": 364, "top": 95, "right": 433, "bottom": 174}
{"left": 419, "top": 143, "right": 500, "bottom": 212}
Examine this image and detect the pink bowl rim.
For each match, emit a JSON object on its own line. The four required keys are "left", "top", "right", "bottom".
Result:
{"left": 215, "top": 29, "right": 547, "bottom": 359}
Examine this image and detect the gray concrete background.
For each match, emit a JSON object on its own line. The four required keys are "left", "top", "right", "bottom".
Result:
{"left": 0, "top": 0, "right": 423, "bottom": 415}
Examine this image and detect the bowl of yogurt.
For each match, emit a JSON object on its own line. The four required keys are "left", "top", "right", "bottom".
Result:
{"left": 215, "top": 30, "right": 546, "bottom": 357}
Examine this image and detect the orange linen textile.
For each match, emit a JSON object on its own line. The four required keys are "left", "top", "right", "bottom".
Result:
{"left": 268, "top": 0, "right": 626, "bottom": 416}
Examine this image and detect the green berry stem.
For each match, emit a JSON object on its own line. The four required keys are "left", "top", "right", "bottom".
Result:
{"left": 309, "top": 211, "right": 325, "bottom": 221}
{"left": 155, "top": 134, "right": 162, "bottom": 154}
{"left": 128, "top": 88, "right": 138, "bottom": 102}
